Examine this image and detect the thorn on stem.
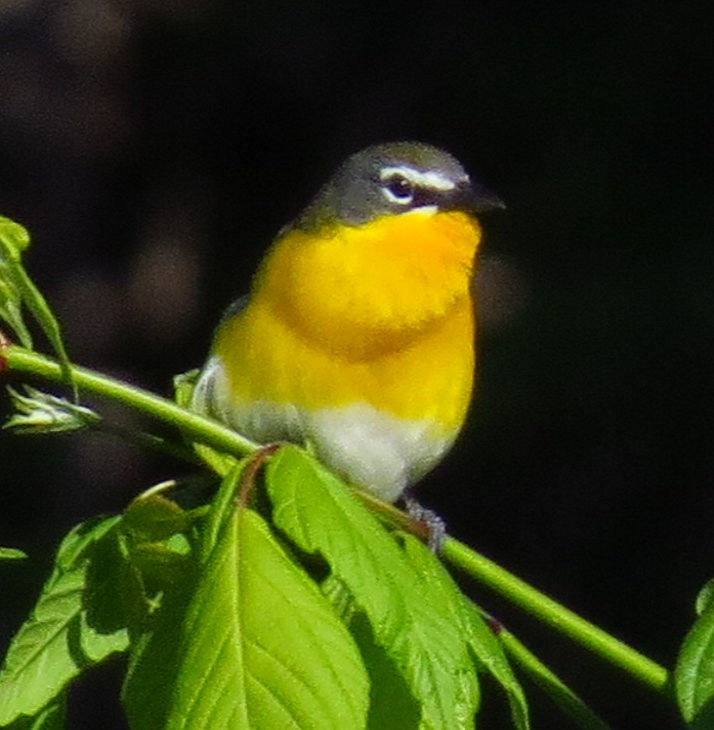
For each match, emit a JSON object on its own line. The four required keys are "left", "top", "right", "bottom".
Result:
{"left": 484, "top": 614, "right": 505, "bottom": 635}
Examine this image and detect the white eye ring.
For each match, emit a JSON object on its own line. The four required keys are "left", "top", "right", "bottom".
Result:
{"left": 381, "top": 174, "right": 414, "bottom": 205}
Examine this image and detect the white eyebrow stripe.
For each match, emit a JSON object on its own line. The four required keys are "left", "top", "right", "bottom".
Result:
{"left": 379, "top": 165, "right": 460, "bottom": 191}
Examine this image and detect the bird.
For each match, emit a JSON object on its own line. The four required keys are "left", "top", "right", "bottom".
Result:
{"left": 191, "top": 141, "right": 503, "bottom": 504}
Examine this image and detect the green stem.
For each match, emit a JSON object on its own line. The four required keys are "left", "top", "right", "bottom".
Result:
{"left": 2, "top": 345, "right": 258, "bottom": 457}
{"left": 3, "top": 343, "right": 670, "bottom": 698}
{"left": 442, "top": 536, "right": 670, "bottom": 695}
{"left": 355, "top": 489, "right": 668, "bottom": 694}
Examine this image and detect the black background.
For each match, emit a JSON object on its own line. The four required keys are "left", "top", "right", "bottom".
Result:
{"left": 1, "top": 1, "right": 713, "bottom": 728}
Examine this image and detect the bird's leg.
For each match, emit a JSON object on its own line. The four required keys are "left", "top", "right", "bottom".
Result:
{"left": 403, "top": 495, "right": 446, "bottom": 553}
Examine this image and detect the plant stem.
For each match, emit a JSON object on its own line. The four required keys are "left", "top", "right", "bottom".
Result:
{"left": 355, "top": 489, "right": 668, "bottom": 694}
{"left": 2, "top": 345, "right": 258, "bottom": 457}
{"left": 442, "top": 536, "right": 670, "bottom": 695}
{"left": 3, "top": 343, "right": 671, "bottom": 698}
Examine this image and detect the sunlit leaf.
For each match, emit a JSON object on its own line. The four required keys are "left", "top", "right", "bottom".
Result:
{"left": 5, "top": 694, "right": 66, "bottom": 730}
{"left": 402, "top": 533, "right": 529, "bottom": 730}
{"left": 695, "top": 579, "right": 714, "bottom": 617}
{"left": 0, "top": 548, "right": 28, "bottom": 561}
{"left": 266, "top": 444, "right": 482, "bottom": 729}
{"left": 156, "top": 465, "right": 369, "bottom": 730}
{"left": 0, "top": 517, "right": 127, "bottom": 725}
{"left": 676, "top": 592, "right": 714, "bottom": 728}
{"left": 0, "top": 217, "right": 30, "bottom": 257}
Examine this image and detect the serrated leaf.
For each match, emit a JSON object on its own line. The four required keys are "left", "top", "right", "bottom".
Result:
{"left": 402, "top": 534, "right": 530, "bottom": 730}
{"left": 0, "top": 548, "right": 27, "bottom": 561}
{"left": 0, "top": 516, "right": 128, "bottom": 724}
{"left": 463, "top": 611, "right": 530, "bottom": 730}
{"left": 160, "top": 465, "right": 369, "bottom": 729}
{"left": 676, "top": 596, "right": 714, "bottom": 727}
{"left": 266, "top": 444, "right": 482, "bottom": 730}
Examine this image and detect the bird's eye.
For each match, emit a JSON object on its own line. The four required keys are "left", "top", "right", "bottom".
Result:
{"left": 382, "top": 175, "right": 414, "bottom": 204}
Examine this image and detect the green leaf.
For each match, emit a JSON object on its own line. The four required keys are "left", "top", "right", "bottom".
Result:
{"left": 696, "top": 579, "right": 714, "bottom": 616}
{"left": 54, "top": 514, "right": 121, "bottom": 570}
{"left": 0, "top": 217, "right": 33, "bottom": 348}
{"left": 0, "top": 548, "right": 27, "bottom": 561}
{"left": 155, "top": 465, "right": 369, "bottom": 729}
{"left": 120, "top": 489, "right": 198, "bottom": 730}
{"left": 320, "top": 576, "right": 420, "bottom": 729}
{"left": 0, "top": 516, "right": 128, "bottom": 725}
{"left": 265, "top": 444, "right": 482, "bottom": 729}
{"left": 0, "top": 216, "right": 75, "bottom": 395}
{"left": 401, "top": 533, "right": 530, "bottom": 730}
{"left": 5, "top": 694, "right": 66, "bottom": 730}
{"left": 121, "top": 581, "right": 196, "bottom": 730}
{"left": 119, "top": 490, "right": 196, "bottom": 614}
{"left": 123, "top": 491, "right": 194, "bottom": 544}
{"left": 495, "top": 628, "right": 611, "bottom": 730}
{"left": 0, "top": 217, "right": 30, "bottom": 256}
{"left": 398, "top": 534, "right": 481, "bottom": 722}
{"left": 676, "top": 592, "right": 714, "bottom": 727}
{"left": 353, "top": 614, "right": 421, "bottom": 730}
{"left": 172, "top": 369, "right": 197, "bottom": 411}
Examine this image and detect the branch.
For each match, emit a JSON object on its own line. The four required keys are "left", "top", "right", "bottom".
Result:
{"left": 1, "top": 341, "right": 670, "bottom": 697}
{"left": 1, "top": 344, "right": 257, "bottom": 457}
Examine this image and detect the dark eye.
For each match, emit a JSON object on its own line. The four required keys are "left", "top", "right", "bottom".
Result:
{"left": 383, "top": 175, "right": 414, "bottom": 203}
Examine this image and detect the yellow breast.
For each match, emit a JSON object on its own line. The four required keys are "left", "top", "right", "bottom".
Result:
{"left": 213, "top": 209, "right": 480, "bottom": 435}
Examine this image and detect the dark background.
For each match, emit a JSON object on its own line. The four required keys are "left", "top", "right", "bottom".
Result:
{"left": 1, "top": 1, "right": 713, "bottom": 727}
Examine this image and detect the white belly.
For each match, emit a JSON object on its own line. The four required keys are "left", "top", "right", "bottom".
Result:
{"left": 192, "top": 357, "right": 454, "bottom": 502}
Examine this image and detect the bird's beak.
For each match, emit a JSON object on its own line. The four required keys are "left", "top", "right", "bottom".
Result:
{"left": 444, "top": 179, "right": 506, "bottom": 214}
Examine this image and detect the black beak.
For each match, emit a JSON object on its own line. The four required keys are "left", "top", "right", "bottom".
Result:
{"left": 444, "top": 179, "right": 506, "bottom": 214}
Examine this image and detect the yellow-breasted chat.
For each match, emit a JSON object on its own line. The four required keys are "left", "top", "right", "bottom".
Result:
{"left": 192, "top": 142, "right": 503, "bottom": 503}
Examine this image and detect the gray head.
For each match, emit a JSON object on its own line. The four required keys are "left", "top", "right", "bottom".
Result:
{"left": 297, "top": 141, "right": 504, "bottom": 230}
